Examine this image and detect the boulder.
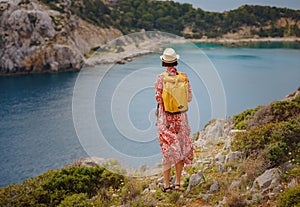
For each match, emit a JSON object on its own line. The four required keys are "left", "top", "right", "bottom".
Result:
{"left": 215, "top": 152, "right": 226, "bottom": 164}
{"left": 209, "top": 180, "right": 219, "bottom": 193}
{"left": 198, "top": 193, "right": 213, "bottom": 202}
{"left": 185, "top": 170, "right": 204, "bottom": 195}
{"left": 225, "top": 151, "right": 243, "bottom": 164}
{"left": 250, "top": 168, "right": 281, "bottom": 194}
{"left": 72, "top": 157, "right": 109, "bottom": 167}
{"left": 195, "top": 119, "right": 227, "bottom": 147}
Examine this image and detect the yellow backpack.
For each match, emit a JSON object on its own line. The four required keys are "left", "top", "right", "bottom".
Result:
{"left": 162, "top": 71, "right": 189, "bottom": 114}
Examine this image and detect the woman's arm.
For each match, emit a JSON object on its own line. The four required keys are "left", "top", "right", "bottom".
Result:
{"left": 187, "top": 79, "right": 192, "bottom": 102}
{"left": 155, "top": 74, "right": 164, "bottom": 104}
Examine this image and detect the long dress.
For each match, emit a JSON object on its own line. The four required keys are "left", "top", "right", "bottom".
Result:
{"left": 155, "top": 67, "right": 194, "bottom": 166}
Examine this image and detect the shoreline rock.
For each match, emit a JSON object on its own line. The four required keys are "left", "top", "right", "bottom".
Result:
{"left": 85, "top": 31, "right": 187, "bottom": 66}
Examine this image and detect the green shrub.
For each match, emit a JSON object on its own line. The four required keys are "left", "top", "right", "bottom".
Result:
{"left": 267, "top": 141, "right": 288, "bottom": 165}
{"left": 42, "top": 166, "right": 123, "bottom": 206}
{"left": 233, "top": 106, "right": 261, "bottom": 129}
{"left": 278, "top": 185, "right": 300, "bottom": 207}
{"left": 234, "top": 95, "right": 300, "bottom": 130}
{"left": 232, "top": 119, "right": 300, "bottom": 167}
{"left": 58, "top": 193, "right": 92, "bottom": 207}
{"left": 0, "top": 166, "right": 124, "bottom": 207}
{"left": 0, "top": 170, "right": 56, "bottom": 207}
{"left": 248, "top": 97, "right": 300, "bottom": 129}
{"left": 266, "top": 96, "right": 300, "bottom": 124}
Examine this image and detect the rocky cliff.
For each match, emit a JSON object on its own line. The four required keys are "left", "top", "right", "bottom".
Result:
{"left": 0, "top": 0, "right": 121, "bottom": 74}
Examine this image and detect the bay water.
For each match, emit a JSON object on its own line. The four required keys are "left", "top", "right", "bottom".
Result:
{"left": 0, "top": 43, "right": 299, "bottom": 187}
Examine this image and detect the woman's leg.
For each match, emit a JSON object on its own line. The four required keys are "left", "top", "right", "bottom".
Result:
{"left": 174, "top": 160, "right": 184, "bottom": 189}
{"left": 163, "top": 164, "right": 171, "bottom": 192}
{"left": 163, "top": 163, "right": 171, "bottom": 191}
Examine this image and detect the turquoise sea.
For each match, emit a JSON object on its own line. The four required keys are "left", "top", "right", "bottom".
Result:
{"left": 0, "top": 42, "right": 300, "bottom": 187}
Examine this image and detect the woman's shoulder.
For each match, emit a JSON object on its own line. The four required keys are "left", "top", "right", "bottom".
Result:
{"left": 157, "top": 72, "right": 165, "bottom": 78}
{"left": 156, "top": 73, "right": 164, "bottom": 83}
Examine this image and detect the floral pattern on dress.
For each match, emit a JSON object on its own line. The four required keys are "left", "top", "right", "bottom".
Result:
{"left": 155, "top": 67, "right": 194, "bottom": 166}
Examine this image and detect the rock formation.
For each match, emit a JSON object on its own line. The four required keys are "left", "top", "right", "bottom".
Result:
{"left": 0, "top": 0, "right": 121, "bottom": 74}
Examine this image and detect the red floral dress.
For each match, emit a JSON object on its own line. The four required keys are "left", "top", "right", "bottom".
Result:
{"left": 155, "top": 67, "right": 194, "bottom": 166}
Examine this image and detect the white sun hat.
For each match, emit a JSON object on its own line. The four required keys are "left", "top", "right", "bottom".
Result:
{"left": 160, "top": 48, "right": 180, "bottom": 63}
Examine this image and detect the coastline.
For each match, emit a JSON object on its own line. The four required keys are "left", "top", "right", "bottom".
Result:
{"left": 85, "top": 33, "right": 187, "bottom": 66}
{"left": 1, "top": 36, "right": 300, "bottom": 76}
{"left": 85, "top": 36, "right": 300, "bottom": 66}
{"left": 191, "top": 37, "right": 300, "bottom": 43}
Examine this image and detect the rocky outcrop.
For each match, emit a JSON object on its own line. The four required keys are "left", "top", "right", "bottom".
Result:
{"left": 283, "top": 86, "right": 300, "bottom": 101}
{"left": 185, "top": 170, "right": 205, "bottom": 195}
{"left": 0, "top": 0, "right": 121, "bottom": 74}
{"left": 250, "top": 168, "right": 281, "bottom": 195}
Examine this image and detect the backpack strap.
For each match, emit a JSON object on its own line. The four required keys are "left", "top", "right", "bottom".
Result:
{"left": 177, "top": 71, "right": 188, "bottom": 83}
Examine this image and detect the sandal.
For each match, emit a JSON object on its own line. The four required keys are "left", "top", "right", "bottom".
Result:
{"left": 172, "top": 184, "right": 181, "bottom": 191}
{"left": 160, "top": 185, "right": 172, "bottom": 193}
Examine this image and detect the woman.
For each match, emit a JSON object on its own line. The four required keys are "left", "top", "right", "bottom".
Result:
{"left": 155, "top": 48, "right": 194, "bottom": 192}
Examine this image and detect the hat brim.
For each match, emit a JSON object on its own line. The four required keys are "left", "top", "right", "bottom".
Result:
{"left": 160, "top": 55, "right": 180, "bottom": 63}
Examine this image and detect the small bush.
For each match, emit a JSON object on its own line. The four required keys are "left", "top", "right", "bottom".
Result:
{"left": 278, "top": 185, "right": 300, "bottom": 207}
{"left": 121, "top": 179, "right": 146, "bottom": 204}
{"left": 42, "top": 166, "right": 123, "bottom": 205}
{"left": 226, "top": 191, "right": 247, "bottom": 207}
{"left": 130, "top": 195, "right": 157, "bottom": 207}
{"left": 91, "top": 188, "right": 112, "bottom": 207}
{"left": 238, "top": 156, "right": 269, "bottom": 183}
{"left": 248, "top": 96, "right": 300, "bottom": 129}
{"left": 0, "top": 170, "right": 56, "bottom": 206}
{"left": 287, "top": 166, "right": 300, "bottom": 178}
{"left": 267, "top": 141, "right": 288, "bottom": 165}
{"left": 233, "top": 95, "right": 300, "bottom": 130}
{"left": 233, "top": 106, "right": 261, "bottom": 129}
{"left": 168, "top": 191, "right": 182, "bottom": 204}
{"left": 58, "top": 193, "right": 92, "bottom": 207}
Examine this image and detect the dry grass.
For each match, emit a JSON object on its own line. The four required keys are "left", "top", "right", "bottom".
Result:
{"left": 226, "top": 191, "right": 247, "bottom": 207}
{"left": 239, "top": 155, "right": 270, "bottom": 182}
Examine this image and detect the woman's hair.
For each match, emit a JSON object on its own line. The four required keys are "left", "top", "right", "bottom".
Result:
{"left": 162, "top": 61, "right": 178, "bottom": 67}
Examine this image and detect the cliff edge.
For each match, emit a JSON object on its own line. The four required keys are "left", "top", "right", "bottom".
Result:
{"left": 0, "top": 0, "right": 121, "bottom": 74}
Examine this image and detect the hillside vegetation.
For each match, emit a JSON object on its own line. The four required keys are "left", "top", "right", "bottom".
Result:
{"left": 41, "top": 0, "right": 300, "bottom": 38}
{"left": 1, "top": 88, "right": 299, "bottom": 206}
